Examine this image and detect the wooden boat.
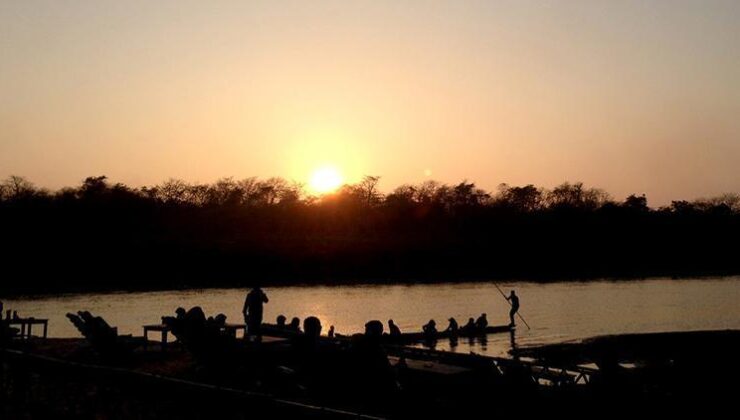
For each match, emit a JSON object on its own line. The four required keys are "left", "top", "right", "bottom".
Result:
{"left": 388, "top": 324, "right": 513, "bottom": 343}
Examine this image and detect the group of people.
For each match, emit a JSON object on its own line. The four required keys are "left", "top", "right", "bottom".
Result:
{"left": 241, "top": 288, "right": 399, "bottom": 401}
{"left": 137, "top": 286, "right": 523, "bottom": 402}
{"left": 274, "top": 314, "right": 302, "bottom": 331}
{"left": 394, "top": 290, "right": 519, "bottom": 340}
{"left": 418, "top": 313, "right": 489, "bottom": 338}
{"left": 241, "top": 287, "right": 338, "bottom": 339}
{"left": 241, "top": 287, "right": 521, "bottom": 341}
{"left": 273, "top": 314, "right": 336, "bottom": 337}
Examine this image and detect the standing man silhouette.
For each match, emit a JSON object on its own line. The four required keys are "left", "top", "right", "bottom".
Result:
{"left": 243, "top": 286, "right": 269, "bottom": 339}
{"left": 506, "top": 290, "right": 520, "bottom": 327}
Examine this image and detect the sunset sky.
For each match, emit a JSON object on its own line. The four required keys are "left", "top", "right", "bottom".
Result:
{"left": 2, "top": 1, "right": 739, "bottom": 204}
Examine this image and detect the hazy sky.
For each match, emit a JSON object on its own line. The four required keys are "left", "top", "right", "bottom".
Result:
{"left": 2, "top": 1, "right": 739, "bottom": 204}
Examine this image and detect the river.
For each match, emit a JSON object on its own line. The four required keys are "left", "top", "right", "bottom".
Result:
{"left": 3, "top": 277, "right": 739, "bottom": 357}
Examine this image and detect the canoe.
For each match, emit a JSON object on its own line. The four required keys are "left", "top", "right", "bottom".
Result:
{"left": 388, "top": 324, "right": 513, "bottom": 343}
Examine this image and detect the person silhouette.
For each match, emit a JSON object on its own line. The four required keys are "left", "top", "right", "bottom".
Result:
{"left": 422, "top": 319, "right": 437, "bottom": 338}
{"left": 388, "top": 319, "right": 402, "bottom": 337}
{"left": 175, "top": 307, "right": 186, "bottom": 320}
{"left": 242, "top": 286, "right": 269, "bottom": 339}
{"left": 445, "top": 317, "right": 459, "bottom": 334}
{"left": 303, "top": 316, "right": 322, "bottom": 339}
{"left": 506, "top": 290, "right": 520, "bottom": 327}
{"left": 475, "top": 313, "right": 488, "bottom": 330}
{"left": 461, "top": 317, "right": 476, "bottom": 334}
{"left": 346, "top": 320, "right": 398, "bottom": 401}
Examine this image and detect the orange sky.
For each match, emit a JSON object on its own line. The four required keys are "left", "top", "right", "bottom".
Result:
{"left": 2, "top": 1, "right": 739, "bottom": 204}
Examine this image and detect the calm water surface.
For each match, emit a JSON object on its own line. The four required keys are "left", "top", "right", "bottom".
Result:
{"left": 4, "top": 277, "right": 739, "bottom": 358}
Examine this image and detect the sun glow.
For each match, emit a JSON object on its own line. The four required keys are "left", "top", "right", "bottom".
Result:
{"left": 309, "top": 166, "right": 344, "bottom": 194}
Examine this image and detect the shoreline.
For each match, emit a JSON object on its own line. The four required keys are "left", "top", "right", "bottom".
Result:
{"left": 3, "top": 272, "right": 739, "bottom": 299}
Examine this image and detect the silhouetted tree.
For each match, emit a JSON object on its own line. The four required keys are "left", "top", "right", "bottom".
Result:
{"left": 547, "top": 182, "right": 610, "bottom": 210}
{"left": 153, "top": 179, "right": 190, "bottom": 204}
{"left": 1, "top": 175, "right": 38, "bottom": 201}
{"left": 697, "top": 193, "right": 740, "bottom": 213}
{"left": 79, "top": 176, "right": 109, "bottom": 199}
{"left": 385, "top": 184, "right": 418, "bottom": 210}
{"left": 623, "top": 194, "right": 649, "bottom": 212}
{"left": 670, "top": 200, "right": 697, "bottom": 215}
{"left": 356, "top": 175, "right": 382, "bottom": 207}
{"left": 497, "top": 184, "right": 543, "bottom": 212}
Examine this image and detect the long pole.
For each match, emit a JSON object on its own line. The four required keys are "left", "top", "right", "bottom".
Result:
{"left": 493, "top": 283, "right": 531, "bottom": 330}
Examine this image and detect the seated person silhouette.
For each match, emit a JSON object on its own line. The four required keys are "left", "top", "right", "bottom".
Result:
{"left": 288, "top": 317, "right": 301, "bottom": 332}
{"left": 475, "top": 313, "right": 488, "bottom": 330}
{"left": 445, "top": 317, "right": 459, "bottom": 334}
{"left": 345, "top": 320, "right": 399, "bottom": 401}
{"left": 461, "top": 317, "right": 476, "bottom": 334}
{"left": 422, "top": 319, "right": 438, "bottom": 339}
{"left": 388, "top": 319, "right": 402, "bottom": 338}
{"left": 303, "top": 316, "right": 322, "bottom": 339}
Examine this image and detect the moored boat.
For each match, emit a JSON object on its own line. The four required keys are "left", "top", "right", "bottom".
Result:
{"left": 389, "top": 324, "right": 513, "bottom": 343}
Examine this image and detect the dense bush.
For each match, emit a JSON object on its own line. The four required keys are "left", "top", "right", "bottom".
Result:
{"left": 2, "top": 175, "right": 738, "bottom": 294}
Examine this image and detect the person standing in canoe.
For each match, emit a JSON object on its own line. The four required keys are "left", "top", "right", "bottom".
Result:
{"left": 243, "top": 286, "right": 269, "bottom": 339}
{"left": 506, "top": 290, "right": 520, "bottom": 327}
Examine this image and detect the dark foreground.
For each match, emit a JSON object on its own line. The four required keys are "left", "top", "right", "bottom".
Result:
{"left": 2, "top": 328, "right": 738, "bottom": 419}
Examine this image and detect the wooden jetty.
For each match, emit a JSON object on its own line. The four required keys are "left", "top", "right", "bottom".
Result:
{"left": 4, "top": 316, "right": 738, "bottom": 418}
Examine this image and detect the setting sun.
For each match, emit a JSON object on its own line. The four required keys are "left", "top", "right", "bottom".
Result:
{"left": 309, "top": 166, "right": 343, "bottom": 194}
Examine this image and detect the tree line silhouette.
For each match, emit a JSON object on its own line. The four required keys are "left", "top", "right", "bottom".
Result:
{"left": 2, "top": 175, "right": 739, "bottom": 294}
